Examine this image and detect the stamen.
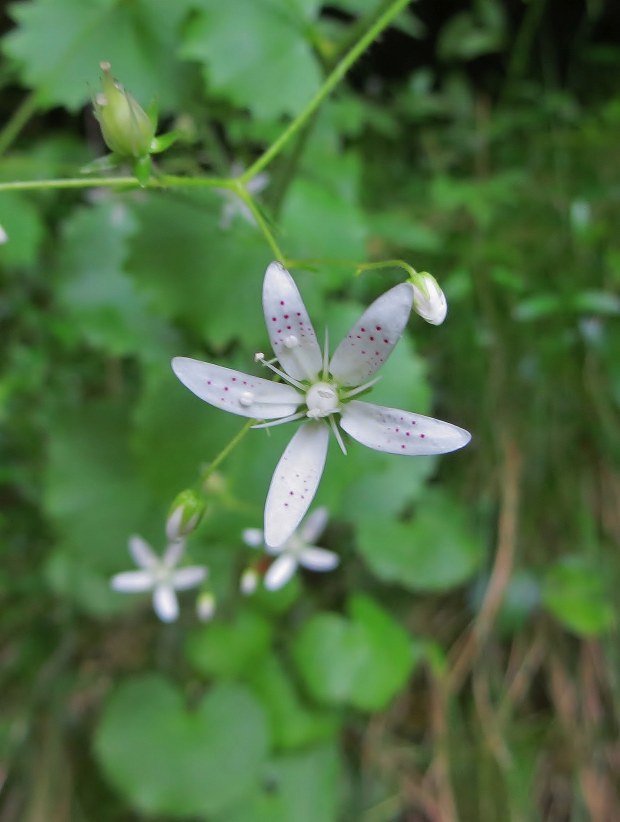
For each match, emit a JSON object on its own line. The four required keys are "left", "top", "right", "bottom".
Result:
{"left": 329, "top": 415, "right": 347, "bottom": 455}
{"left": 340, "top": 375, "right": 382, "bottom": 400}
{"left": 254, "top": 353, "right": 306, "bottom": 391}
{"left": 251, "top": 412, "right": 306, "bottom": 430}
{"left": 322, "top": 327, "right": 330, "bottom": 380}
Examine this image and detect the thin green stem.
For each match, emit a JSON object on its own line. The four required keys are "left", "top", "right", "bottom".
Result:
{"left": 356, "top": 259, "right": 417, "bottom": 279}
{"left": 233, "top": 181, "right": 287, "bottom": 262}
{"left": 0, "top": 173, "right": 234, "bottom": 193}
{"left": 200, "top": 419, "right": 255, "bottom": 484}
{"left": 240, "top": 0, "right": 411, "bottom": 185}
{"left": 0, "top": 91, "right": 41, "bottom": 157}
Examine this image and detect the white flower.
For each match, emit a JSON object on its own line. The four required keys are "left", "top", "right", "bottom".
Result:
{"left": 218, "top": 163, "right": 269, "bottom": 229}
{"left": 172, "top": 262, "right": 471, "bottom": 548}
{"left": 0, "top": 224, "right": 8, "bottom": 245}
{"left": 242, "top": 507, "right": 338, "bottom": 590}
{"left": 411, "top": 272, "right": 447, "bottom": 325}
{"left": 110, "top": 536, "right": 207, "bottom": 622}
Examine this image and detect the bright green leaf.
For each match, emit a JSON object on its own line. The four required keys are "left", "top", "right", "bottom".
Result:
{"left": 356, "top": 490, "right": 483, "bottom": 591}
{"left": 542, "top": 556, "right": 614, "bottom": 637}
{"left": 181, "top": 0, "right": 322, "bottom": 118}
{"left": 293, "top": 594, "right": 413, "bottom": 711}
{"left": 95, "top": 675, "right": 270, "bottom": 817}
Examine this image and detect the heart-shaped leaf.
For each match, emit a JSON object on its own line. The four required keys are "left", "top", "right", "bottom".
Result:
{"left": 94, "top": 675, "right": 270, "bottom": 817}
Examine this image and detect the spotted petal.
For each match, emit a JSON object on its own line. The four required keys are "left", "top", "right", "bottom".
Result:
{"left": 340, "top": 400, "right": 471, "bottom": 455}
{"left": 264, "top": 421, "right": 329, "bottom": 548}
{"left": 330, "top": 283, "right": 414, "bottom": 386}
{"left": 172, "top": 357, "right": 302, "bottom": 419}
{"left": 263, "top": 262, "right": 322, "bottom": 381}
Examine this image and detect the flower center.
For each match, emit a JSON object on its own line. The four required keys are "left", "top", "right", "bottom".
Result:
{"left": 305, "top": 381, "right": 340, "bottom": 419}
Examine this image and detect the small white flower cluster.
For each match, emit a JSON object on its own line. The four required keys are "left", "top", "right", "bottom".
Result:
{"left": 241, "top": 507, "right": 337, "bottom": 592}
{"left": 110, "top": 535, "right": 207, "bottom": 623}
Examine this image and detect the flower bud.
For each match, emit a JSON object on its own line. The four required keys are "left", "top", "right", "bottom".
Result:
{"left": 196, "top": 592, "right": 216, "bottom": 622}
{"left": 166, "top": 490, "right": 205, "bottom": 541}
{"left": 410, "top": 272, "right": 447, "bottom": 325}
{"left": 93, "top": 62, "right": 155, "bottom": 158}
{"left": 240, "top": 567, "right": 259, "bottom": 595}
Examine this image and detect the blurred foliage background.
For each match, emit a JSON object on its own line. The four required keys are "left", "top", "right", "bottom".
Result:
{"left": 1, "top": 0, "right": 620, "bottom": 819}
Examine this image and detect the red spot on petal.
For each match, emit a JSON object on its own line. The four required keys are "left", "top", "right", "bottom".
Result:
{"left": 406, "top": 431, "right": 411, "bottom": 437}
{"left": 207, "top": 380, "right": 212, "bottom": 385}
{"left": 360, "top": 327, "right": 366, "bottom": 332}
{"left": 420, "top": 433, "right": 426, "bottom": 438}
{"left": 272, "top": 317, "right": 277, "bottom": 322}
{"left": 232, "top": 377, "right": 237, "bottom": 381}
{"left": 280, "top": 300, "right": 285, "bottom": 306}
{"left": 286, "top": 325, "right": 292, "bottom": 330}
{"left": 376, "top": 325, "right": 382, "bottom": 331}
{"left": 224, "top": 387, "right": 229, "bottom": 391}
{"left": 284, "top": 314, "right": 289, "bottom": 319}
{"left": 289, "top": 491, "right": 294, "bottom": 496}
{"left": 401, "top": 444, "right": 406, "bottom": 449}
{"left": 383, "top": 338, "right": 389, "bottom": 344}
{"left": 369, "top": 336, "right": 375, "bottom": 341}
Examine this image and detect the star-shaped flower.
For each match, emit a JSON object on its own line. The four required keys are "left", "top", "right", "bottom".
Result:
{"left": 110, "top": 536, "right": 207, "bottom": 622}
{"left": 172, "top": 262, "right": 470, "bottom": 548}
{"left": 243, "top": 507, "right": 338, "bottom": 590}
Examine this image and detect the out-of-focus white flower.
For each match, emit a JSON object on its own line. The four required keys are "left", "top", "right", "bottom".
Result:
{"left": 111, "top": 536, "right": 207, "bottom": 622}
{"left": 218, "top": 163, "right": 269, "bottom": 229}
{"left": 173, "top": 263, "right": 470, "bottom": 549}
{"left": 0, "top": 225, "right": 8, "bottom": 245}
{"left": 239, "top": 566, "right": 260, "bottom": 595}
{"left": 410, "top": 272, "right": 447, "bottom": 325}
{"left": 242, "top": 507, "right": 338, "bottom": 591}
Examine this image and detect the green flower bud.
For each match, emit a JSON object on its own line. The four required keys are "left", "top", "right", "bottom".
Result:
{"left": 93, "top": 61, "right": 155, "bottom": 158}
{"left": 166, "top": 490, "right": 206, "bottom": 541}
{"left": 409, "top": 271, "right": 447, "bottom": 325}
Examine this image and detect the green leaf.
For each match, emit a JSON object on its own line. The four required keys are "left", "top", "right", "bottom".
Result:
{"left": 356, "top": 490, "right": 483, "bottom": 591}
{"left": 126, "top": 192, "right": 269, "bottom": 348}
{"left": 94, "top": 675, "right": 270, "bottom": 817}
{"left": 247, "top": 655, "right": 338, "bottom": 750}
{"left": 55, "top": 201, "right": 176, "bottom": 359}
{"left": 217, "top": 743, "right": 343, "bottom": 822}
{"left": 542, "top": 556, "right": 614, "bottom": 637}
{"left": 292, "top": 594, "right": 413, "bottom": 711}
{"left": 44, "top": 399, "right": 152, "bottom": 578}
{"left": 181, "top": 0, "right": 322, "bottom": 118}
{"left": 185, "top": 608, "right": 274, "bottom": 678}
{"left": 0, "top": 192, "right": 45, "bottom": 267}
{"left": 3, "top": 0, "right": 193, "bottom": 111}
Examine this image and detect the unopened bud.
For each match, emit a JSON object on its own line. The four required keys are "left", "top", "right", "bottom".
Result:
{"left": 93, "top": 62, "right": 155, "bottom": 158}
{"left": 196, "top": 592, "right": 216, "bottom": 622}
{"left": 166, "top": 490, "right": 205, "bottom": 541}
{"left": 410, "top": 272, "right": 447, "bottom": 325}
{"left": 240, "top": 567, "right": 259, "bottom": 595}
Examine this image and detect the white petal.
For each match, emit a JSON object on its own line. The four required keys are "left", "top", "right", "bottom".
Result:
{"left": 330, "top": 283, "right": 414, "bottom": 386}
{"left": 264, "top": 555, "right": 298, "bottom": 590}
{"left": 172, "top": 357, "right": 302, "bottom": 419}
{"left": 163, "top": 539, "right": 185, "bottom": 568}
{"left": 262, "top": 262, "right": 322, "bottom": 381}
{"left": 171, "top": 565, "right": 208, "bottom": 590}
{"left": 111, "top": 570, "right": 154, "bottom": 593}
{"left": 153, "top": 585, "right": 179, "bottom": 622}
{"left": 128, "top": 535, "right": 157, "bottom": 569}
{"left": 242, "top": 528, "right": 264, "bottom": 548}
{"left": 264, "top": 421, "right": 329, "bottom": 548}
{"left": 0, "top": 225, "right": 8, "bottom": 244}
{"left": 299, "top": 547, "right": 339, "bottom": 572}
{"left": 340, "top": 400, "right": 471, "bottom": 455}
{"left": 300, "top": 507, "right": 329, "bottom": 543}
